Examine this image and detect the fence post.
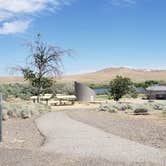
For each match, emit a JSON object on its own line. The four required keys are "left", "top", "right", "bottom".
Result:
{"left": 0, "top": 93, "right": 2, "bottom": 142}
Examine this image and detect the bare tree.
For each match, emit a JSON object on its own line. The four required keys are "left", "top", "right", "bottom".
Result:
{"left": 19, "top": 34, "right": 72, "bottom": 102}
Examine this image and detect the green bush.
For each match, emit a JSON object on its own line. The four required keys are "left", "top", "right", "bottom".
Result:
{"left": 109, "top": 76, "right": 133, "bottom": 101}
{"left": 107, "top": 95, "right": 113, "bottom": 100}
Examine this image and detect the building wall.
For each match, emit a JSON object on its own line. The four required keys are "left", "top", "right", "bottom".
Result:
{"left": 147, "top": 91, "right": 166, "bottom": 100}
{"left": 74, "top": 81, "right": 96, "bottom": 102}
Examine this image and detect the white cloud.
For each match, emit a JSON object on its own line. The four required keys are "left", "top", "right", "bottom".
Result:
{"left": 0, "top": 0, "right": 72, "bottom": 34}
{"left": 0, "top": 0, "right": 58, "bottom": 14}
{"left": 111, "top": 0, "right": 136, "bottom": 6}
{"left": 0, "top": 20, "right": 31, "bottom": 34}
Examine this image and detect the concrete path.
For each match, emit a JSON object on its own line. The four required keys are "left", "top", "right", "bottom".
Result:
{"left": 36, "top": 112, "right": 166, "bottom": 165}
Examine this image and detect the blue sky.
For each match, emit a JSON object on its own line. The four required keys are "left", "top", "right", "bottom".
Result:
{"left": 0, "top": 0, "right": 166, "bottom": 76}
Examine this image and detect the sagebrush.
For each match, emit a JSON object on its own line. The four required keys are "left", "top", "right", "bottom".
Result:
{"left": 0, "top": 82, "right": 74, "bottom": 100}
{"left": 2, "top": 101, "right": 51, "bottom": 120}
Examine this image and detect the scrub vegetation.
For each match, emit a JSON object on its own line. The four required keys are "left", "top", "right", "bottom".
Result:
{"left": 98, "top": 102, "right": 166, "bottom": 116}
{"left": 0, "top": 82, "right": 74, "bottom": 101}
{"left": 2, "top": 101, "right": 51, "bottom": 120}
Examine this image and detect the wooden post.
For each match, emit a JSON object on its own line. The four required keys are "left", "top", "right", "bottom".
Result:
{"left": 46, "top": 99, "right": 48, "bottom": 106}
{"left": 0, "top": 94, "right": 2, "bottom": 142}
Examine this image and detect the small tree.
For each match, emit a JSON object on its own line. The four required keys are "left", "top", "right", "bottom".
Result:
{"left": 18, "top": 34, "right": 71, "bottom": 102}
{"left": 110, "top": 76, "right": 133, "bottom": 101}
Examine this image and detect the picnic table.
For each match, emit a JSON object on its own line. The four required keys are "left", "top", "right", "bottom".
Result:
{"left": 30, "top": 94, "right": 53, "bottom": 105}
{"left": 56, "top": 94, "right": 76, "bottom": 105}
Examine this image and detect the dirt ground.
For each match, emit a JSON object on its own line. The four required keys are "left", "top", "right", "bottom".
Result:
{"left": 0, "top": 117, "right": 114, "bottom": 166}
{"left": 67, "top": 110, "right": 166, "bottom": 150}
{"left": 0, "top": 102, "right": 165, "bottom": 166}
{"left": 0, "top": 117, "right": 43, "bottom": 150}
{"left": 1, "top": 117, "right": 155, "bottom": 166}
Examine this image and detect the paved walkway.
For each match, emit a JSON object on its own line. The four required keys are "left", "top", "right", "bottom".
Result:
{"left": 36, "top": 112, "right": 166, "bottom": 165}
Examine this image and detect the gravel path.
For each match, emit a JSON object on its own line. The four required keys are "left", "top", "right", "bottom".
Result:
{"left": 0, "top": 117, "right": 114, "bottom": 166}
{"left": 36, "top": 112, "right": 166, "bottom": 166}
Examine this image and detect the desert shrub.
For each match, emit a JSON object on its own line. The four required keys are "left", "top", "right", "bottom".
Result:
{"left": 107, "top": 95, "right": 113, "bottom": 100}
{"left": 2, "top": 101, "right": 51, "bottom": 120}
{"left": 98, "top": 102, "right": 134, "bottom": 113}
{"left": 98, "top": 103, "right": 117, "bottom": 113}
{"left": 112, "top": 102, "right": 133, "bottom": 111}
{"left": 47, "top": 82, "right": 74, "bottom": 96}
{"left": 131, "top": 102, "right": 166, "bottom": 114}
{"left": 98, "top": 102, "right": 166, "bottom": 114}
{"left": 0, "top": 82, "right": 75, "bottom": 101}
{"left": 133, "top": 102, "right": 166, "bottom": 112}
{"left": 112, "top": 103, "right": 127, "bottom": 111}
{"left": 149, "top": 102, "right": 166, "bottom": 111}
{"left": 128, "top": 102, "right": 166, "bottom": 113}
{"left": 0, "top": 83, "right": 35, "bottom": 100}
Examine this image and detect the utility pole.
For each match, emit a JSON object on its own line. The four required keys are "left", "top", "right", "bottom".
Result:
{"left": 0, "top": 93, "right": 2, "bottom": 142}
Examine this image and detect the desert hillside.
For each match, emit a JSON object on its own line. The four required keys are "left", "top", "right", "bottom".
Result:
{"left": 1, "top": 67, "right": 166, "bottom": 84}
{"left": 0, "top": 77, "right": 25, "bottom": 84}
{"left": 60, "top": 67, "right": 166, "bottom": 83}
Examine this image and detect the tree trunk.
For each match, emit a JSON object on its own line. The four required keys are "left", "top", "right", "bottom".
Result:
{"left": 37, "top": 86, "right": 41, "bottom": 103}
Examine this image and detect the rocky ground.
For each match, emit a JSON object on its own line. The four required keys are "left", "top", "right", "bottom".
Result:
{"left": 0, "top": 118, "right": 43, "bottom": 149}
{"left": 0, "top": 118, "right": 114, "bottom": 166}
{"left": 67, "top": 110, "right": 166, "bottom": 150}
{"left": 0, "top": 110, "right": 165, "bottom": 166}
{"left": 0, "top": 117, "right": 144, "bottom": 166}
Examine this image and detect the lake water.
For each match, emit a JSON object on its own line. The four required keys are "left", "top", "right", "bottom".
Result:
{"left": 93, "top": 88, "right": 109, "bottom": 95}
{"left": 93, "top": 87, "right": 145, "bottom": 95}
